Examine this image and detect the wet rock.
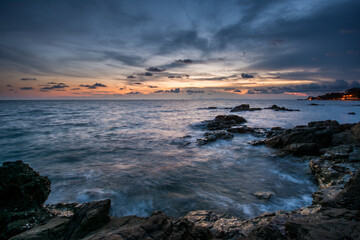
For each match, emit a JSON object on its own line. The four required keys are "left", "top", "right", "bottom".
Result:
{"left": 230, "top": 104, "right": 262, "bottom": 112}
{"left": 206, "top": 115, "right": 246, "bottom": 130}
{"left": 348, "top": 112, "right": 356, "bottom": 115}
{"left": 82, "top": 211, "right": 212, "bottom": 240}
{"left": 0, "top": 161, "right": 51, "bottom": 211}
{"left": 284, "top": 143, "right": 320, "bottom": 156}
{"left": 309, "top": 103, "right": 319, "bottom": 106}
{"left": 197, "top": 131, "right": 234, "bottom": 145}
{"left": 254, "top": 191, "right": 274, "bottom": 200}
{"left": 227, "top": 126, "right": 255, "bottom": 134}
{"left": 265, "top": 105, "right": 299, "bottom": 111}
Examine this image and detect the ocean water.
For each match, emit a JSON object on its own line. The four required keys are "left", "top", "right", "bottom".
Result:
{"left": 0, "top": 100, "right": 359, "bottom": 218}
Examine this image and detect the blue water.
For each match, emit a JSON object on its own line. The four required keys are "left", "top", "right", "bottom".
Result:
{"left": 0, "top": 100, "right": 359, "bottom": 218}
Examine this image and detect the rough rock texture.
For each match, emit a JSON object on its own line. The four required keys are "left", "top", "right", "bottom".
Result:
{"left": 197, "top": 130, "right": 234, "bottom": 145}
{"left": 264, "top": 120, "right": 359, "bottom": 156}
{"left": 82, "top": 211, "right": 212, "bottom": 240}
{"left": 230, "top": 104, "right": 262, "bottom": 112}
{"left": 0, "top": 160, "right": 51, "bottom": 211}
{"left": 206, "top": 115, "right": 246, "bottom": 130}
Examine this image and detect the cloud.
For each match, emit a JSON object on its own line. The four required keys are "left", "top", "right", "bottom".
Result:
{"left": 148, "top": 85, "right": 158, "bottom": 88}
{"left": 71, "top": 88, "right": 80, "bottom": 90}
{"left": 133, "top": 82, "right": 142, "bottom": 85}
{"left": 20, "top": 87, "right": 33, "bottom": 90}
{"left": 6, "top": 84, "right": 13, "bottom": 87}
{"left": 126, "top": 91, "right": 142, "bottom": 95}
{"left": 40, "top": 82, "right": 69, "bottom": 91}
{"left": 154, "top": 88, "right": 180, "bottom": 93}
{"left": 186, "top": 89, "right": 204, "bottom": 94}
{"left": 127, "top": 75, "right": 136, "bottom": 78}
{"left": 241, "top": 73, "right": 255, "bottom": 78}
{"left": 20, "top": 78, "right": 37, "bottom": 81}
{"left": 79, "top": 83, "right": 107, "bottom": 89}
{"left": 146, "top": 67, "right": 165, "bottom": 72}
{"left": 247, "top": 79, "right": 360, "bottom": 95}
{"left": 175, "top": 59, "right": 193, "bottom": 64}
{"left": 138, "top": 72, "right": 153, "bottom": 76}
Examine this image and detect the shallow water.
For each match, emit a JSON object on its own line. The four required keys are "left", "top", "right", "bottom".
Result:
{"left": 0, "top": 100, "right": 359, "bottom": 218}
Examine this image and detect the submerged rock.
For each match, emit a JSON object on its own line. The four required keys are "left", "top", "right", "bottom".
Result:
{"left": 254, "top": 191, "right": 274, "bottom": 200}
{"left": 197, "top": 130, "right": 234, "bottom": 145}
{"left": 265, "top": 105, "right": 299, "bottom": 111}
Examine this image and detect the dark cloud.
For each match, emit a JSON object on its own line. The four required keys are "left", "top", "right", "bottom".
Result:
{"left": 127, "top": 75, "right": 136, "bottom": 79}
{"left": 168, "top": 75, "right": 182, "bottom": 79}
{"left": 148, "top": 85, "right": 158, "bottom": 88}
{"left": 138, "top": 72, "right": 153, "bottom": 76}
{"left": 71, "top": 88, "right": 80, "bottom": 90}
{"left": 80, "top": 83, "right": 107, "bottom": 89}
{"left": 186, "top": 89, "right": 204, "bottom": 94}
{"left": 247, "top": 79, "right": 360, "bottom": 94}
{"left": 234, "top": 89, "right": 242, "bottom": 93}
{"left": 154, "top": 90, "right": 163, "bottom": 93}
{"left": 133, "top": 82, "right": 142, "bottom": 85}
{"left": 20, "top": 87, "right": 33, "bottom": 90}
{"left": 146, "top": 67, "right": 165, "bottom": 72}
{"left": 241, "top": 73, "right": 254, "bottom": 78}
{"left": 126, "top": 91, "right": 142, "bottom": 95}
{"left": 6, "top": 84, "right": 13, "bottom": 87}
{"left": 20, "top": 78, "right": 36, "bottom": 81}
{"left": 154, "top": 88, "right": 180, "bottom": 94}
{"left": 40, "top": 82, "right": 69, "bottom": 91}
{"left": 175, "top": 59, "right": 193, "bottom": 64}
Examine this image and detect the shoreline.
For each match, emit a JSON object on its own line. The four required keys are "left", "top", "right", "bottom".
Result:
{"left": 1, "top": 119, "right": 360, "bottom": 239}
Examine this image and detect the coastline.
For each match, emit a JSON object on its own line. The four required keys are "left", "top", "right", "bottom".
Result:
{"left": 1, "top": 118, "right": 359, "bottom": 239}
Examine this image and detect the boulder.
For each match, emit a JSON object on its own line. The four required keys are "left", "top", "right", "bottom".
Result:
{"left": 308, "top": 120, "right": 340, "bottom": 128}
{"left": 351, "top": 122, "right": 360, "bottom": 139}
{"left": 265, "top": 105, "right": 299, "bottom": 111}
{"left": 230, "top": 104, "right": 262, "bottom": 112}
{"left": 206, "top": 115, "right": 246, "bottom": 130}
{"left": 254, "top": 191, "right": 274, "bottom": 200}
{"left": 0, "top": 161, "right": 51, "bottom": 211}
{"left": 284, "top": 143, "right": 320, "bottom": 156}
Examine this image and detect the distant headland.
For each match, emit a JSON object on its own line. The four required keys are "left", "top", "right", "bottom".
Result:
{"left": 307, "top": 88, "right": 360, "bottom": 101}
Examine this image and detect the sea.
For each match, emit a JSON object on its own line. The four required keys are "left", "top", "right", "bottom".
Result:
{"left": 0, "top": 99, "right": 359, "bottom": 218}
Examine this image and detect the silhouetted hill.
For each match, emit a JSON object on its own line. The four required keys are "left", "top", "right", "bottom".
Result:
{"left": 307, "top": 88, "right": 360, "bottom": 100}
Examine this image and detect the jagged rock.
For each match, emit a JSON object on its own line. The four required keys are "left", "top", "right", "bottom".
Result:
{"left": 227, "top": 126, "right": 255, "bottom": 134}
{"left": 206, "top": 115, "right": 246, "bottom": 130}
{"left": 254, "top": 191, "right": 274, "bottom": 200}
{"left": 230, "top": 104, "right": 262, "bottom": 112}
{"left": 265, "top": 105, "right": 299, "bottom": 111}
{"left": 197, "top": 131, "right": 234, "bottom": 145}
{"left": 82, "top": 211, "right": 212, "bottom": 240}
{"left": 0, "top": 161, "right": 51, "bottom": 211}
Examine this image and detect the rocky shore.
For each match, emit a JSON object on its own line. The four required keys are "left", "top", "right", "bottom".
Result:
{"left": 1, "top": 119, "right": 360, "bottom": 239}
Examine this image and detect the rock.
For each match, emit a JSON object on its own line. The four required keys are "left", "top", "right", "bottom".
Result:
{"left": 254, "top": 191, "right": 274, "bottom": 200}
{"left": 284, "top": 143, "right": 320, "bottom": 156}
{"left": 206, "top": 115, "right": 246, "bottom": 130}
{"left": 348, "top": 112, "right": 356, "bottom": 115}
{"left": 197, "top": 131, "right": 234, "bottom": 145}
{"left": 265, "top": 105, "right": 299, "bottom": 111}
{"left": 227, "top": 126, "right": 255, "bottom": 134}
{"left": 10, "top": 217, "right": 70, "bottom": 240}
{"left": 230, "top": 104, "right": 262, "bottom": 112}
{"left": 82, "top": 211, "right": 212, "bottom": 240}
{"left": 351, "top": 122, "right": 360, "bottom": 139}
{"left": 309, "top": 103, "right": 319, "bottom": 106}
{"left": 307, "top": 120, "right": 340, "bottom": 128}
{"left": 0, "top": 161, "right": 51, "bottom": 211}
{"left": 63, "top": 199, "right": 111, "bottom": 240}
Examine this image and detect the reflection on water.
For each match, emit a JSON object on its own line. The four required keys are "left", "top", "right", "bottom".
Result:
{"left": 0, "top": 100, "right": 358, "bottom": 218}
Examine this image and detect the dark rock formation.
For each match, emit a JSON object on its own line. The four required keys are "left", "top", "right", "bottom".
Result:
{"left": 206, "top": 115, "right": 246, "bottom": 130}
{"left": 264, "top": 120, "right": 359, "bottom": 156}
{"left": 197, "top": 131, "right": 234, "bottom": 145}
{"left": 265, "top": 105, "right": 299, "bottom": 111}
{"left": 230, "top": 104, "right": 262, "bottom": 112}
{"left": 82, "top": 211, "right": 212, "bottom": 240}
{"left": 348, "top": 112, "right": 356, "bottom": 115}
{"left": 0, "top": 160, "right": 51, "bottom": 211}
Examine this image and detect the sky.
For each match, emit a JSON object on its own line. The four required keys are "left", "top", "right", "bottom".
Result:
{"left": 0, "top": 0, "right": 359, "bottom": 99}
